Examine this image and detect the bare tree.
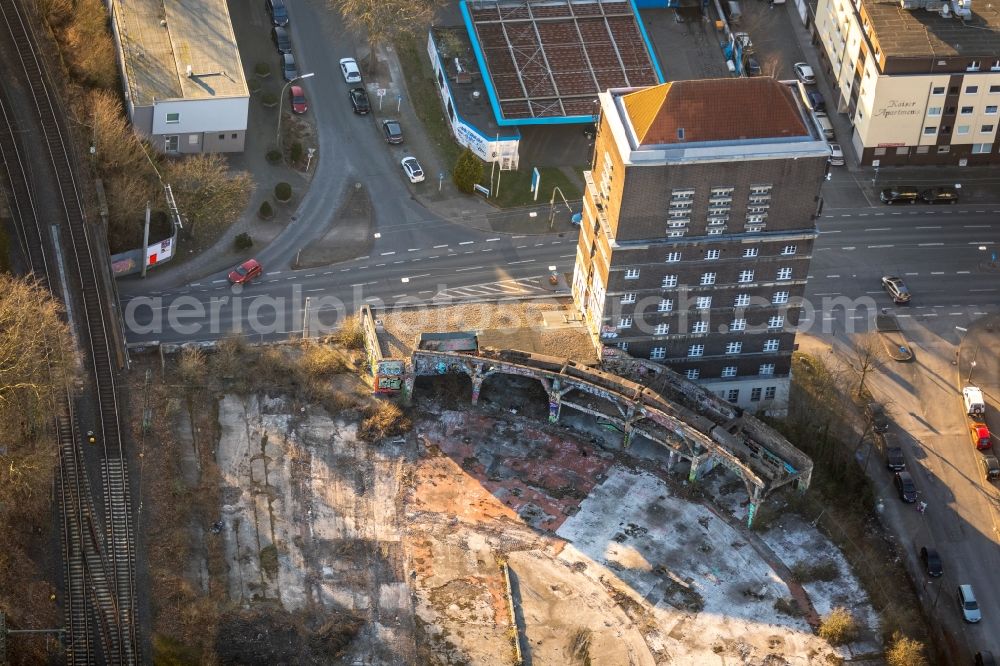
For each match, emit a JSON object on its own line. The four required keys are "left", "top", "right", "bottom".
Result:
{"left": 850, "top": 331, "right": 885, "bottom": 399}
{"left": 328, "top": 0, "right": 442, "bottom": 66}
{"left": 163, "top": 154, "right": 254, "bottom": 239}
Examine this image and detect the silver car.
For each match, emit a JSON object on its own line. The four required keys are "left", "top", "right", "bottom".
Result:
{"left": 959, "top": 585, "right": 982, "bottom": 623}
{"left": 281, "top": 53, "right": 298, "bottom": 82}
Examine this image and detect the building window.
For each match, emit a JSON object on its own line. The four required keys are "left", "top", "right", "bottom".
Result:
{"left": 966, "top": 85, "right": 979, "bottom": 94}
{"left": 621, "top": 293, "right": 636, "bottom": 304}
{"left": 739, "top": 270, "right": 754, "bottom": 283}
{"left": 625, "top": 268, "right": 640, "bottom": 280}
{"left": 662, "top": 275, "right": 678, "bottom": 288}
{"left": 937, "top": 145, "right": 951, "bottom": 153}
{"left": 218, "top": 134, "right": 225, "bottom": 140}
{"left": 746, "top": 214, "right": 767, "bottom": 224}
{"left": 695, "top": 296, "right": 712, "bottom": 309}
{"left": 655, "top": 323, "right": 670, "bottom": 335}
{"left": 658, "top": 298, "right": 673, "bottom": 312}
{"left": 671, "top": 188, "right": 695, "bottom": 199}
{"left": 747, "top": 206, "right": 769, "bottom": 214}
{"left": 924, "top": 126, "right": 937, "bottom": 135}
{"left": 707, "top": 228, "right": 725, "bottom": 236}
{"left": 972, "top": 143, "right": 992, "bottom": 153}
{"left": 982, "top": 124, "right": 995, "bottom": 133}
{"left": 759, "top": 363, "right": 775, "bottom": 376}
{"left": 164, "top": 135, "right": 179, "bottom": 152}
{"left": 928, "top": 107, "right": 942, "bottom": 116}
{"left": 874, "top": 147, "right": 886, "bottom": 156}
{"left": 686, "top": 368, "right": 700, "bottom": 380}
{"left": 726, "top": 341, "right": 743, "bottom": 354}
{"left": 994, "top": 59, "right": 1000, "bottom": 71}
{"left": 750, "top": 387, "right": 762, "bottom": 401}
{"left": 650, "top": 347, "right": 666, "bottom": 360}
{"left": 688, "top": 345, "right": 704, "bottom": 357}
{"left": 768, "top": 315, "right": 784, "bottom": 329}
{"left": 986, "top": 106, "right": 998, "bottom": 114}
{"left": 749, "top": 184, "right": 772, "bottom": 195}
{"left": 668, "top": 230, "right": 686, "bottom": 238}
{"left": 705, "top": 249, "right": 720, "bottom": 260}
{"left": 617, "top": 341, "right": 629, "bottom": 351}
{"left": 731, "top": 318, "right": 747, "bottom": 331}
{"left": 619, "top": 316, "right": 632, "bottom": 328}
{"left": 763, "top": 338, "right": 780, "bottom": 352}
{"left": 895, "top": 147, "right": 909, "bottom": 156}
{"left": 701, "top": 272, "right": 716, "bottom": 285}
{"left": 743, "top": 247, "right": 758, "bottom": 258}
{"left": 692, "top": 321, "right": 708, "bottom": 334}
{"left": 721, "top": 366, "right": 737, "bottom": 378}
{"left": 764, "top": 386, "right": 777, "bottom": 400}
{"left": 961, "top": 106, "right": 974, "bottom": 114}
{"left": 957, "top": 125, "right": 970, "bottom": 135}
{"left": 772, "top": 291, "right": 789, "bottom": 304}
{"left": 231, "top": 133, "right": 238, "bottom": 139}
{"left": 968, "top": 61, "right": 981, "bottom": 72}
{"left": 665, "top": 251, "right": 682, "bottom": 263}
{"left": 991, "top": 85, "right": 1000, "bottom": 93}
{"left": 781, "top": 245, "right": 797, "bottom": 256}
{"left": 932, "top": 86, "right": 945, "bottom": 95}
{"left": 727, "top": 389, "right": 740, "bottom": 403}
{"left": 166, "top": 112, "right": 180, "bottom": 124}
{"left": 777, "top": 267, "right": 792, "bottom": 280}
{"left": 916, "top": 146, "right": 930, "bottom": 154}
{"left": 710, "top": 186, "right": 735, "bottom": 196}
{"left": 734, "top": 293, "right": 750, "bottom": 307}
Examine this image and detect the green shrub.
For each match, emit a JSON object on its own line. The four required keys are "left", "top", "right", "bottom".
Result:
{"left": 234, "top": 233, "right": 253, "bottom": 251}
{"left": 290, "top": 141, "right": 303, "bottom": 163}
{"left": 254, "top": 62, "right": 270, "bottom": 77}
{"left": 453, "top": 147, "right": 483, "bottom": 194}
{"left": 274, "top": 182, "right": 292, "bottom": 202}
{"left": 261, "top": 92, "right": 278, "bottom": 107}
{"left": 258, "top": 200, "right": 274, "bottom": 219}
{"left": 266, "top": 149, "right": 281, "bottom": 164}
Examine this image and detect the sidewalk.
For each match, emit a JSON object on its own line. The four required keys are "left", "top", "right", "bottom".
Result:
{"left": 958, "top": 314, "right": 1000, "bottom": 410}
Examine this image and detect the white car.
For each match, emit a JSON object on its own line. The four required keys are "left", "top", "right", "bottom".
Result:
{"left": 339, "top": 57, "right": 361, "bottom": 84}
{"left": 828, "top": 143, "right": 844, "bottom": 166}
{"left": 401, "top": 156, "right": 425, "bottom": 183}
{"left": 793, "top": 62, "right": 815, "bottom": 84}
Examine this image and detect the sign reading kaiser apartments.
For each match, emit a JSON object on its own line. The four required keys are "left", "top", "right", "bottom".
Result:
{"left": 861, "top": 76, "right": 947, "bottom": 147}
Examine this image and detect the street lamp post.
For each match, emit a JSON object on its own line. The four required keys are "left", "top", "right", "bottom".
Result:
{"left": 277, "top": 72, "right": 314, "bottom": 149}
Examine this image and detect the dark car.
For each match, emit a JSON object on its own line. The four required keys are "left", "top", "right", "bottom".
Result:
{"left": 265, "top": 0, "right": 289, "bottom": 26}
{"left": 281, "top": 53, "right": 298, "bottom": 82}
{"left": 980, "top": 453, "right": 1000, "bottom": 481}
{"left": 867, "top": 402, "right": 889, "bottom": 433}
{"left": 880, "top": 186, "right": 920, "bottom": 204}
{"left": 919, "top": 546, "right": 942, "bottom": 577}
{"left": 381, "top": 119, "right": 403, "bottom": 144}
{"left": 807, "top": 90, "right": 825, "bottom": 111}
{"left": 894, "top": 471, "right": 917, "bottom": 502}
{"left": 271, "top": 26, "right": 291, "bottom": 54}
{"left": 745, "top": 56, "right": 761, "bottom": 76}
{"left": 881, "top": 275, "right": 911, "bottom": 304}
{"left": 886, "top": 445, "right": 905, "bottom": 471}
{"left": 920, "top": 186, "right": 959, "bottom": 204}
{"left": 349, "top": 87, "right": 370, "bottom": 114}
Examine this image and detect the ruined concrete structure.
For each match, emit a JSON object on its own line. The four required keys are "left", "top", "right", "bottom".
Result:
{"left": 360, "top": 306, "right": 812, "bottom": 526}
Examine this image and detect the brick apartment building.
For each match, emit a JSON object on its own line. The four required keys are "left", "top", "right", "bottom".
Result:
{"left": 572, "top": 78, "right": 830, "bottom": 410}
{"left": 814, "top": 0, "right": 1000, "bottom": 165}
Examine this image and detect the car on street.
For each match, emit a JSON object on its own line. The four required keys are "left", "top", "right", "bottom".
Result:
{"left": 979, "top": 453, "right": 1000, "bottom": 481}
{"left": 349, "top": 87, "right": 370, "bottom": 114}
{"left": 289, "top": 85, "right": 307, "bottom": 114}
{"left": 881, "top": 275, "right": 911, "bottom": 304}
{"left": 879, "top": 186, "right": 920, "bottom": 204}
{"left": 382, "top": 119, "right": 403, "bottom": 144}
{"left": 793, "top": 62, "right": 815, "bottom": 84}
{"left": 867, "top": 402, "right": 889, "bottom": 433}
{"left": 919, "top": 186, "right": 959, "bottom": 204}
{"left": 228, "top": 259, "right": 262, "bottom": 285}
{"left": 958, "top": 584, "right": 982, "bottom": 623}
{"left": 340, "top": 57, "right": 362, "bottom": 84}
{"left": 265, "top": 0, "right": 289, "bottom": 26}
{"left": 271, "top": 26, "right": 291, "bottom": 54}
{"left": 807, "top": 89, "right": 825, "bottom": 111}
{"left": 745, "top": 56, "right": 761, "bottom": 76}
{"left": 828, "top": 143, "right": 844, "bottom": 166}
{"left": 894, "top": 471, "right": 917, "bottom": 502}
{"left": 400, "top": 156, "right": 425, "bottom": 183}
{"left": 970, "top": 423, "right": 992, "bottom": 450}
{"left": 919, "top": 546, "right": 942, "bottom": 577}
{"left": 885, "top": 443, "right": 905, "bottom": 471}
{"left": 281, "top": 53, "right": 298, "bottom": 81}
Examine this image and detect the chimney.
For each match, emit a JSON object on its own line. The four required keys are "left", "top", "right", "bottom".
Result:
{"left": 186, "top": 64, "right": 193, "bottom": 78}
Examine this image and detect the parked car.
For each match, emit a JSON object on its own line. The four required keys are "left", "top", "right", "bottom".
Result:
{"left": 265, "top": 0, "right": 289, "bottom": 26}
{"left": 885, "top": 443, "right": 905, "bottom": 471}
{"left": 880, "top": 186, "right": 920, "bottom": 204}
{"left": 814, "top": 112, "right": 835, "bottom": 140}
{"left": 958, "top": 584, "right": 982, "bottom": 623}
{"left": 807, "top": 89, "right": 825, "bottom": 111}
{"left": 919, "top": 546, "right": 942, "bottom": 577}
{"left": 340, "top": 57, "right": 362, "bottom": 84}
{"left": 867, "top": 402, "right": 889, "bottom": 433}
{"left": 289, "top": 85, "right": 307, "bottom": 114}
{"left": 964, "top": 386, "right": 987, "bottom": 417}
{"left": 881, "top": 275, "right": 911, "bottom": 304}
{"left": 381, "top": 119, "right": 403, "bottom": 144}
{"left": 281, "top": 53, "right": 298, "bottom": 81}
{"left": 894, "top": 471, "right": 917, "bottom": 502}
{"left": 271, "top": 26, "right": 291, "bottom": 54}
{"left": 979, "top": 453, "right": 1000, "bottom": 481}
{"left": 228, "top": 259, "right": 262, "bottom": 285}
{"left": 970, "top": 423, "right": 992, "bottom": 450}
{"left": 828, "top": 143, "right": 844, "bottom": 166}
{"left": 793, "top": 62, "right": 815, "bottom": 84}
{"left": 919, "top": 186, "right": 959, "bottom": 204}
{"left": 745, "top": 56, "right": 761, "bottom": 76}
{"left": 349, "top": 87, "right": 370, "bottom": 114}
{"left": 400, "top": 156, "right": 425, "bottom": 183}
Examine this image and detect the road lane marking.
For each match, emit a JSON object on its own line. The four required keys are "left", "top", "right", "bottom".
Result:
{"left": 904, "top": 272, "right": 919, "bottom": 276}
{"left": 930, "top": 271, "right": 945, "bottom": 275}
{"left": 970, "top": 288, "right": 997, "bottom": 292}
{"left": 459, "top": 241, "right": 474, "bottom": 245}
{"left": 956, "top": 270, "right": 971, "bottom": 274}
{"left": 507, "top": 260, "right": 535, "bottom": 265}
{"left": 455, "top": 266, "right": 484, "bottom": 272}
{"left": 516, "top": 245, "right": 528, "bottom": 249}
{"left": 915, "top": 226, "right": 941, "bottom": 229}
{"left": 865, "top": 227, "right": 890, "bottom": 231}
{"left": 868, "top": 244, "right": 894, "bottom": 248}
{"left": 305, "top": 288, "right": 324, "bottom": 292}
{"left": 487, "top": 237, "right": 500, "bottom": 242}
{"left": 381, "top": 251, "right": 396, "bottom": 256}
{"left": 827, "top": 274, "right": 841, "bottom": 278}
{"left": 918, "top": 243, "right": 943, "bottom": 246}
{"left": 820, "top": 230, "right": 842, "bottom": 234}
{"left": 408, "top": 248, "right": 419, "bottom": 252}
{"left": 965, "top": 225, "right": 990, "bottom": 228}
{"left": 434, "top": 244, "right": 449, "bottom": 248}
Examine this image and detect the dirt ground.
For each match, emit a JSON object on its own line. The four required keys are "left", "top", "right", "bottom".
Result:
{"left": 294, "top": 181, "right": 374, "bottom": 268}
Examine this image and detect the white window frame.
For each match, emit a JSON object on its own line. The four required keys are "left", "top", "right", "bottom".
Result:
{"left": 695, "top": 296, "right": 712, "bottom": 310}
{"left": 759, "top": 363, "right": 775, "bottom": 376}
{"left": 773, "top": 291, "right": 790, "bottom": 304}
{"left": 730, "top": 318, "right": 746, "bottom": 331}
{"left": 621, "top": 293, "right": 636, "bottom": 304}
{"left": 665, "top": 252, "right": 682, "bottom": 263}
{"left": 662, "top": 275, "right": 678, "bottom": 288}
{"left": 739, "top": 270, "right": 754, "bottom": 283}
{"left": 777, "top": 267, "right": 793, "bottom": 280}
{"left": 692, "top": 321, "right": 708, "bottom": 334}
{"left": 164, "top": 135, "right": 179, "bottom": 152}
{"left": 768, "top": 315, "right": 784, "bottom": 330}
{"left": 624, "top": 268, "right": 640, "bottom": 280}
{"left": 650, "top": 347, "right": 666, "bottom": 360}
{"left": 734, "top": 294, "right": 750, "bottom": 307}
{"left": 705, "top": 249, "right": 721, "bottom": 260}
{"left": 726, "top": 341, "right": 742, "bottom": 354}
{"left": 721, "top": 366, "right": 737, "bottom": 378}
{"left": 763, "top": 338, "right": 780, "bottom": 352}
{"left": 658, "top": 299, "right": 673, "bottom": 312}
{"left": 781, "top": 245, "right": 797, "bottom": 256}
{"left": 743, "top": 247, "right": 758, "bottom": 258}
{"left": 685, "top": 368, "right": 700, "bottom": 379}
{"left": 654, "top": 323, "right": 670, "bottom": 335}
{"left": 165, "top": 112, "right": 180, "bottom": 124}
{"left": 619, "top": 316, "right": 633, "bottom": 328}
{"left": 700, "top": 272, "right": 716, "bottom": 286}
{"left": 687, "top": 344, "right": 704, "bottom": 357}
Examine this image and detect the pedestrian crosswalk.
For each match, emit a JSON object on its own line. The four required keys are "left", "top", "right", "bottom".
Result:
{"left": 432, "top": 276, "right": 552, "bottom": 301}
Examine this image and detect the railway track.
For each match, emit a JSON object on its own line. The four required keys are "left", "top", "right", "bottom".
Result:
{"left": 0, "top": 1, "right": 138, "bottom": 663}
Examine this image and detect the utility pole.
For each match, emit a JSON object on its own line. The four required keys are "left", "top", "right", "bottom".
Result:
{"left": 140, "top": 201, "right": 151, "bottom": 278}
{"left": 302, "top": 296, "right": 312, "bottom": 340}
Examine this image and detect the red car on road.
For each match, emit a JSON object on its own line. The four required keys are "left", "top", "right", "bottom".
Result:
{"left": 289, "top": 85, "right": 307, "bottom": 114}
{"left": 971, "top": 423, "right": 992, "bottom": 450}
{"left": 228, "top": 258, "right": 262, "bottom": 285}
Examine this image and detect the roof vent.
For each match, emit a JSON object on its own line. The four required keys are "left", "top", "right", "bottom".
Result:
{"left": 472, "top": 90, "right": 481, "bottom": 100}
{"left": 160, "top": 19, "right": 167, "bottom": 27}
{"left": 186, "top": 64, "right": 193, "bottom": 78}
{"left": 677, "top": 127, "right": 685, "bottom": 141}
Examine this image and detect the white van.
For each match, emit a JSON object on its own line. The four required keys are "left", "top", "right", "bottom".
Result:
{"left": 963, "top": 386, "right": 986, "bottom": 417}
{"left": 814, "top": 112, "right": 835, "bottom": 141}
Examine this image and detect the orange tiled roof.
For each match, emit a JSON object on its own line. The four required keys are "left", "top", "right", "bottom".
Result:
{"left": 622, "top": 78, "right": 809, "bottom": 146}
